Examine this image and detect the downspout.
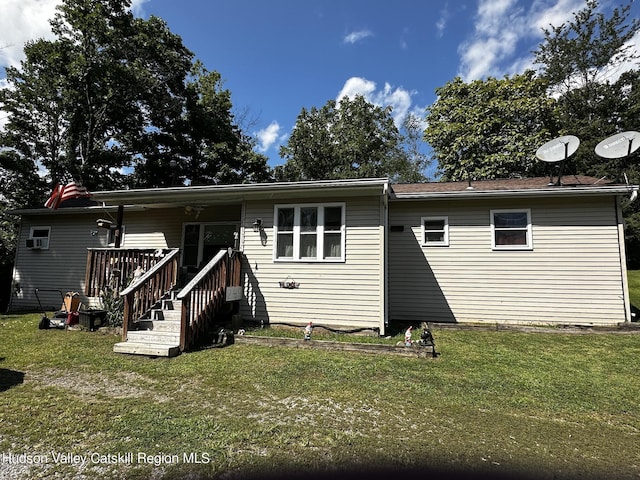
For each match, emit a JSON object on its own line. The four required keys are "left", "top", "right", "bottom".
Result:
{"left": 7, "top": 215, "right": 24, "bottom": 312}
{"left": 615, "top": 195, "right": 632, "bottom": 323}
{"left": 381, "top": 181, "right": 389, "bottom": 335}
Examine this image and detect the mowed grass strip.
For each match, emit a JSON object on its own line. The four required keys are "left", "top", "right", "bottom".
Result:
{"left": 0, "top": 312, "right": 639, "bottom": 479}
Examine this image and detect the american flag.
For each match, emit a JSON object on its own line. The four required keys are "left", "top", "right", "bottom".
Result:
{"left": 44, "top": 182, "right": 91, "bottom": 209}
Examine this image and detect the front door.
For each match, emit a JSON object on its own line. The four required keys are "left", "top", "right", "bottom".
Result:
{"left": 181, "top": 223, "right": 239, "bottom": 274}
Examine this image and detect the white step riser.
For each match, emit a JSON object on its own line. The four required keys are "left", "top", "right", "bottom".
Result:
{"left": 151, "top": 310, "right": 182, "bottom": 321}
{"left": 127, "top": 331, "right": 180, "bottom": 345}
{"left": 113, "top": 342, "right": 180, "bottom": 357}
{"left": 136, "top": 320, "right": 181, "bottom": 333}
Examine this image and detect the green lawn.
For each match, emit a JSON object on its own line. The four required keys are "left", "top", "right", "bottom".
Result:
{"left": 1, "top": 313, "right": 639, "bottom": 479}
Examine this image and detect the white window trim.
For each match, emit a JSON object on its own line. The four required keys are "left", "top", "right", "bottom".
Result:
{"left": 421, "top": 216, "right": 449, "bottom": 247}
{"left": 273, "top": 203, "right": 346, "bottom": 262}
{"left": 107, "top": 225, "right": 125, "bottom": 247}
{"left": 490, "top": 209, "right": 533, "bottom": 251}
{"left": 28, "top": 226, "right": 51, "bottom": 250}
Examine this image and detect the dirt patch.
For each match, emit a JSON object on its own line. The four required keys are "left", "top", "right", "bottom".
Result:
{"left": 27, "top": 369, "right": 168, "bottom": 401}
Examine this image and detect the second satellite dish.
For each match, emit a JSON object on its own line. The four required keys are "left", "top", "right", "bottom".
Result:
{"left": 535, "top": 135, "right": 580, "bottom": 162}
{"left": 595, "top": 131, "right": 640, "bottom": 159}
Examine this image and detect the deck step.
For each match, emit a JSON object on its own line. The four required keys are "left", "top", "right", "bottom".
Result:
{"left": 151, "top": 309, "right": 181, "bottom": 321}
{"left": 114, "top": 288, "right": 182, "bottom": 357}
{"left": 113, "top": 341, "right": 180, "bottom": 357}
{"left": 135, "top": 319, "right": 181, "bottom": 333}
{"left": 127, "top": 330, "right": 180, "bottom": 344}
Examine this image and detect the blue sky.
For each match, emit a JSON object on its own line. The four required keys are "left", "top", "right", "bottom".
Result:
{"left": 1, "top": 0, "right": 639, "bottom": 169}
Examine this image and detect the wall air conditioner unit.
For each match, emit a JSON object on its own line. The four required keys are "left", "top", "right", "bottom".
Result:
{"left": 26, "top": 238, "right": 46, "bottom": 249}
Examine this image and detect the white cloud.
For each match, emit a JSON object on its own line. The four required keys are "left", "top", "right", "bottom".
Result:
{"left": 530, "top": 0, "right": 585, "bottom": 33}
{"left": 343, "top": 29, "right": 373, "bottom": 44}
{"left": 130, "top": 0, "right": 150, "bottom": 17}
{"left": 457, "top": 0, "right": 602, "bottom": 81}
{"left": 336, "top": 77, "right": 416, "bottom": 128}
{"left": 0, "top": 0, "right": 150, "bottom": 70}
{"left": 435, "top": 3, "right": 450, "bottom": 38}
{"left": 0, "top": 0, "right": 59, "bottom": 69}
{"left": 255, "top": 121, "right": 283, "bottom": 153}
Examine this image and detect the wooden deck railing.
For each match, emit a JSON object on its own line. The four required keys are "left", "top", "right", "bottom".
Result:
{"left": 85, "top": 248, "right": 176, "bottom": 297}
{"left": 119, "top": 248, "right": 180, "bottom": 341}
{"left": 177, "top": 249, "right": 243, "bottom": 351}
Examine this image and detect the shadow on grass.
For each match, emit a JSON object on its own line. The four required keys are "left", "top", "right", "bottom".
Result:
{"left": 0, "top": 368, "right": 25, "bottom": 392}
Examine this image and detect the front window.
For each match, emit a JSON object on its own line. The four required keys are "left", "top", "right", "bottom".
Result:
{"left": 491, "top": 209, "right": 532, "bottom": 250}
{"left": 274, "top": 203, "right": 345, "bottom": 262}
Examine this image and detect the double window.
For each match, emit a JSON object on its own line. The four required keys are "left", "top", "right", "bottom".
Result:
{"left": 274, "top": 203, "right": 345, "bottom": 262}
{"left": 491, "top": 209, "right": 532, "bottom": 250}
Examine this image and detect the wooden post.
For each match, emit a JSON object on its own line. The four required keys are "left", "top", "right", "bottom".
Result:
{"left": 114, "top": 205, "right": 124, "bottom": 248}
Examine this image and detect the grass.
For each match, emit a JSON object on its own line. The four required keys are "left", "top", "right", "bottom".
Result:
{"left": 628, "top": 269, "right": 640, "bottom": 309}
{"left": 1, "top": 313, "right": 640, "bottom": 479}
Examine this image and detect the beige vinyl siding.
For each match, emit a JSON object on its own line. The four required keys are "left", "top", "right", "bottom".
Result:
{"left": 118, "top": 205, "right": 241, "bottom": 249}
{"left": 9, "top": 205, "right": 242, "bottom": 311}
{"left": 240, "top": 195, "right": 385, "bottom": 331}
{"left": 389, "top": 196, "right": 627, "bottom": 326}
{"left": 11, "top": 213, "right": 108, "bottom": 310}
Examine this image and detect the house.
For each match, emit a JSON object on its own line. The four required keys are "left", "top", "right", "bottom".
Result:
{"left": 8, "top": 175, "right": 637, "bottom": 355}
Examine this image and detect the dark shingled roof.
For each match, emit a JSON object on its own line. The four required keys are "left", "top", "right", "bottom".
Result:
{"left": 391, "top": 175, "right": 613, "bottom": 195}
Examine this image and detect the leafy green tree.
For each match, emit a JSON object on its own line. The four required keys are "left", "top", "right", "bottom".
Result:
{"left": 1, "top": 0, "right": 272, "bottom": 193}
{"left": 424, "top": 71, "right": 559, "bottom": 181}
{"left": 277, "top": 95, "right": 423, "bottom": 182}
{"left": 0, "top": 0, "right": 194, "bottom": 191}
{"left": 131, "top": 62, "right": 272, "bottom": 187}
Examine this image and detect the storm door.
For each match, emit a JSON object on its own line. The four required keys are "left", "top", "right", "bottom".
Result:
{"left": 181, "top": 223, "right": 239, "bottom": 271}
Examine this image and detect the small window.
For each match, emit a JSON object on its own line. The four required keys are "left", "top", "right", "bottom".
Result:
{"left": 28, "top": 226, "right": 51, "bottom": 249}
{"left": 491, "top": 209, "right": 532, "bottom": 250}
{"left": 274, "top": 203, "right": 345, "bottom": 262}
{"left": 422, "top": 217, "right": 449, "bottom": 246}
{"left": 107, "top": 226, "right": 125, "bottom": 247}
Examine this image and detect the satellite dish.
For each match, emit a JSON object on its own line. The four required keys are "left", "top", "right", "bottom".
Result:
{"left": 594, "top": 131, "right": 640, "bottom": 159}
{"left": 535, "top": 135, "right": 580, "bottom": 163}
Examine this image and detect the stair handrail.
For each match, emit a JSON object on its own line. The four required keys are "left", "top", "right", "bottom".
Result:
{"left": 120, "top": 248, "right": 180, "bottom": 341}
{"left": 176, "top": 248, "right": 243, "bottom": 351}
{"left": 176, "top": 249, "right": 228, "bottom": 300}
{"left": 120, "top": 248, "right": 180, "bottom": 297}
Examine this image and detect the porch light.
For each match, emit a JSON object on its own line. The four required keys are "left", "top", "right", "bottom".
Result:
{"left": 96, "top": 219, "right": 112, "bottom": 229}
{"left": 253, "top": 218, "right": 263, "bottom": 233}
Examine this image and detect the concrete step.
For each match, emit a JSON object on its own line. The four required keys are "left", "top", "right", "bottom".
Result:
{"left": 127, "top": 330, "right": 180, "bottom": 345}
{"left": 113, "top": 341, "right": 180, "bottom": 357}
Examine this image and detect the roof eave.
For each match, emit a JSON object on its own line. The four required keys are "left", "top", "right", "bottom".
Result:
{"left": 391, "top": 185, "right": 637, "bottom": 201}
{"left": 90, "top": 178, "right": 390, "bottom": 206}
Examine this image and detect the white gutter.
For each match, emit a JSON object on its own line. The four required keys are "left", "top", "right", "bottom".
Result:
{"left": 391, "top": 185, "right": 636, "bottom": 201}
{"left": 91, "top": 178, "right": 390, "bottom": 205}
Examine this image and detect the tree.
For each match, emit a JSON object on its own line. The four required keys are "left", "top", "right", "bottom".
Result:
{"left": 0, "top": 0, "right": 194, "bottom": 191}
{"left": 277, "top": 95, "right": 424, "bottom": 182}
{"left": 533, "top": 0, "right": 639, "bottom": 179}
{"left": 1, "top": 0, "right": 272, "bottom": 193}
{"left": 130, "top": 62, "right": 272, "bottom": 187}
{"left": 424, "top": 71, "right": 559, "bottom": 181}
